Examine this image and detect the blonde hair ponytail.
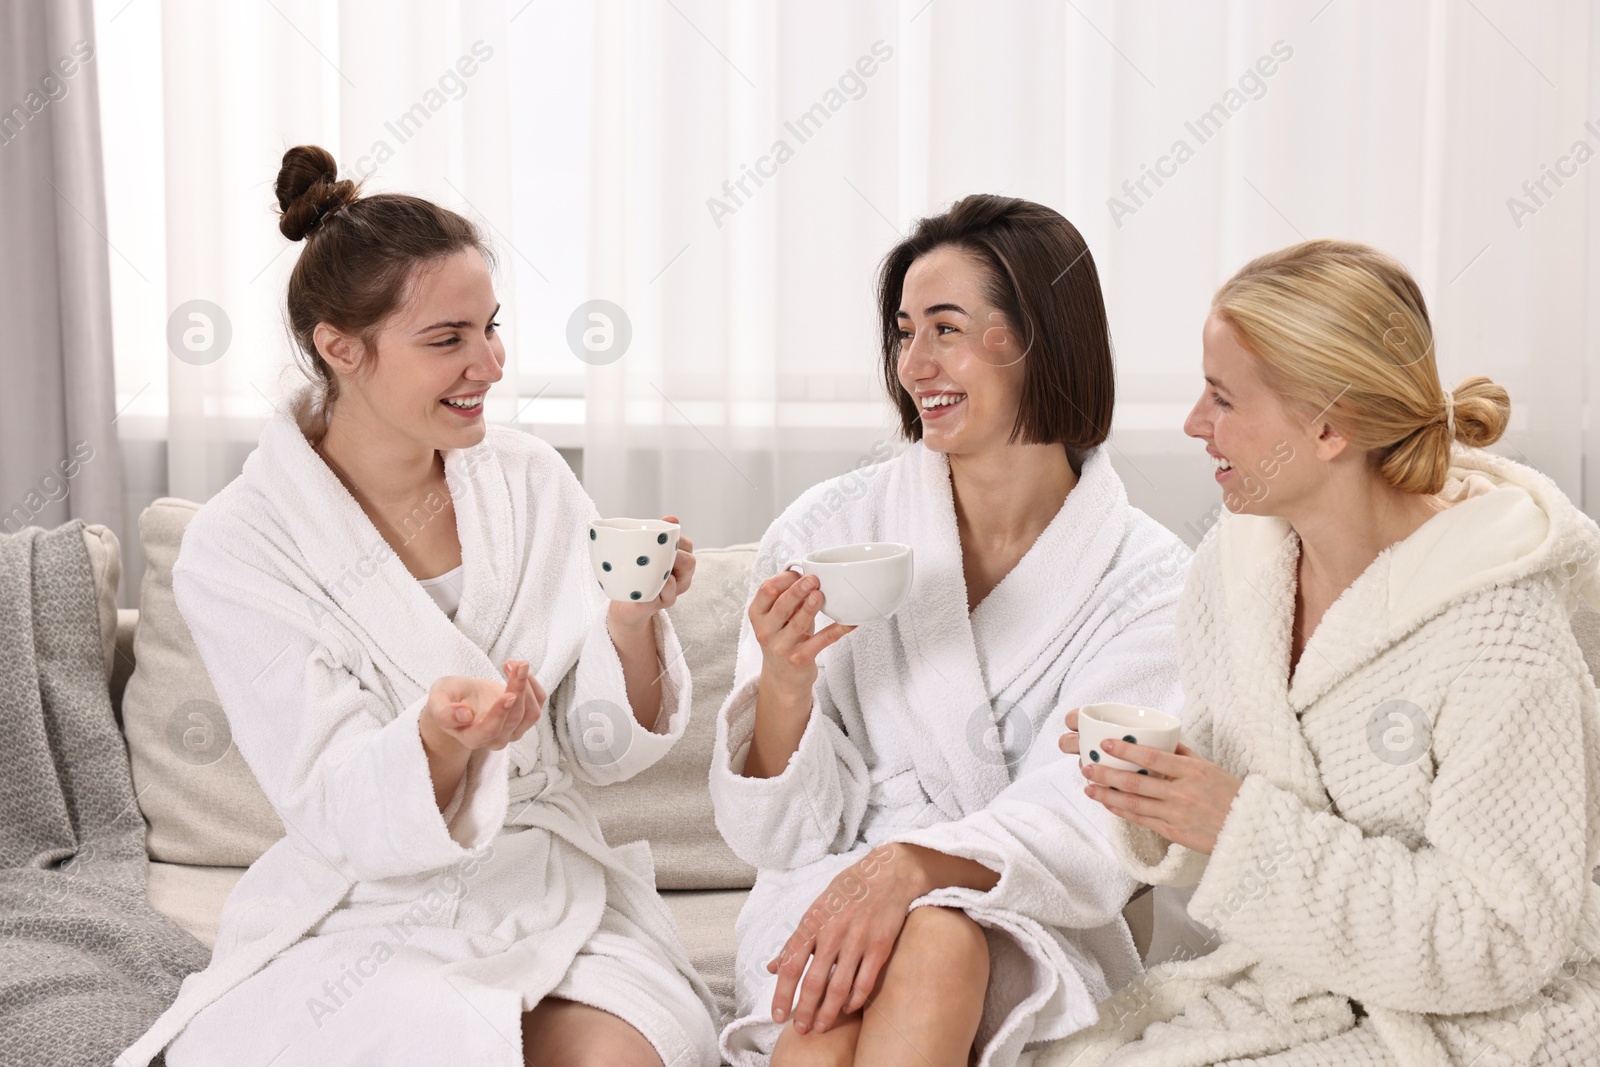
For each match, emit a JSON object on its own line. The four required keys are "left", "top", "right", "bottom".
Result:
{"left": 1213, "top": 239, "right": 1510, "bottom": 495}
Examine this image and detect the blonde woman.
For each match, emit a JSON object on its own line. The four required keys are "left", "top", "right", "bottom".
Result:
{"left": 1050, "top": 239, "right": 1600, "bottom": 1066}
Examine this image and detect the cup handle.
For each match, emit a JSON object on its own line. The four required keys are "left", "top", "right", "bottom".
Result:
{"left": 782, "top": 559, "right": 804, "bottom": 575}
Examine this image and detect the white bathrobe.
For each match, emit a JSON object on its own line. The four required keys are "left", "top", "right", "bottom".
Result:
{"left": 116, "top": 384, "right": 721, "bottom": 1067}
{"left": 708, "top": 443, "right": 1192, "bottom": 1066}
{"left": 1041, "top": 446, "right": 1600, "bottom": 1067}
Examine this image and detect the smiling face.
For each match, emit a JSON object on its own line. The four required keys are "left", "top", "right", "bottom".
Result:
{"left": 1185, "top": 312, "right": 1332, "bottom": 516}
{"left": 895, "top": 245, "right": 1026, "bottom": 456}
{"left": 319, "top": 248, "right": 505, "bottom": 452}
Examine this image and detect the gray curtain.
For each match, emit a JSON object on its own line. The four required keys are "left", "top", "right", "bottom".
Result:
{"left": 0, "top": 0, "right": 126, "bottom": 574}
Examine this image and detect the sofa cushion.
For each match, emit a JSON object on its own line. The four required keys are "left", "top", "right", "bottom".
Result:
{"left": 122, "top": 498, "right": 286, "bottom": 866}
{"left": 112, "top": 608, "right": 139, "bottom": 722}
{"left": 661, "top": 888, "right": 747, "bottom": 1025}
{"left": 80, "top": 522, "right": 121, "bottom": 687}
{"left": 574, "top": 544, "right": 760, "bottom": 890}
{"left": 145, "top": 861, "right": 248, "bottom": 951}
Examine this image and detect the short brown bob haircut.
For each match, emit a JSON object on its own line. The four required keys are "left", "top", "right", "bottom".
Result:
{"left": 877, "top": 194, "right": 1114, "bottom": 463}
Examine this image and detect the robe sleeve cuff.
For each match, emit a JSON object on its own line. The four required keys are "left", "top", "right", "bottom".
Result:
{"left": 560, "top": 607, "right": 690, "bottom": 785}
{"left": 1184, "top": 773, "right": 1286, "bottom": 931}
{"left": 708, "top": 675, "right": 857, "bottom": 868}
{"left": 611, "top": 608, "right": 693, "bottom": 772}
{"left": 355, "top": 694, "right": 506, "bottom": 876}
{"left": 713, "top": 678, "right": 828, "bottom": 793}
{"left": 442, "top": 741, "right": 508, "bottom": 848}
{"left": 1108, "top": 810, "right": 1209, "bottom": 888}
{"left": 440, "top": 767, "right": 469, "bottom": 824}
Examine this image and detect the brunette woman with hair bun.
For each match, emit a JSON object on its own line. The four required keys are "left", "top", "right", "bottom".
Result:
{"left": 1054, "top": 240, "right": 1600, "bottom": 1066}
{"left": 117, "top": 146, "right": 720, "bottom": 1067}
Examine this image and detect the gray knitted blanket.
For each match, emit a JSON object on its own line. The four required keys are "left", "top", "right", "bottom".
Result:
{"left": 0, "top": 521, "right": 210, "bottom": 1067}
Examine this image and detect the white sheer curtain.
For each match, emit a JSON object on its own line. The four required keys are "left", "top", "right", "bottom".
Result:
{"left": 95, "top": 0, "right": 1600, "bottom": 561}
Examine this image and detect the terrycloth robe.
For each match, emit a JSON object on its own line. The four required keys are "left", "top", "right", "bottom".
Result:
{"left": 116, "top": 383, "right": 721, "bottom": 1067}
{"left": 1041, "top": 447, "right": 1600, "bottom": 1067}
{"left": 708, "top": 443, "right": 1192, "bottom": 1066}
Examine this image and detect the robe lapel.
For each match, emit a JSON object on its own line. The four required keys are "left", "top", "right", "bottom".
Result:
{"left": 967, "top": 448, "right": 1129, "bottom": 699}
{"left": 1286, "top": 470, "right": 1549, "bottom": 712}
{"left": 1282, "top": 556, "right": 1394, "bottom": 714}
{"left": 885, "top": 445, "right": 1013, "bottom": 816}
{"left": 249, "top": 387, "right": 509, "bottom": 700}
{"left": 1216, "top": 515, "right": 1330, "bottom": 807}
{"left": 440, "top": 437, "right": 517, "bottom": 655}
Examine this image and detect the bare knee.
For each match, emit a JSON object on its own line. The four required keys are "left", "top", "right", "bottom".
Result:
{"left": 896, "top": 906, "right": 990, "bottom": 985}
{"left": 521, "top": 1000, "right": 663, "bottom": 1067}
{"left": 771, "top": 1014, "right": 862, "bottom": 1067}
{"left": 855, "top": 908, "right": 989, "bottom": 1066}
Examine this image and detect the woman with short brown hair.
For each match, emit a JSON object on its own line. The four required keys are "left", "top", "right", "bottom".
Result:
{"left": 709, "top": 195, "right": 1190, "bottom": 1066}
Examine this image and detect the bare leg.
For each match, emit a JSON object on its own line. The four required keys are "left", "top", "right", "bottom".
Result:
{"left": 771, "top": 1012, "right": 864, "bottom": 1066}
{"left": 520, "top": 998, "right": 664, "bottom": 1067}
{"left": 854, "top": 906, "right": 990, "bottom": 1067}
{"left": 771, "top": 906, "right": 989, "bottom": 1067}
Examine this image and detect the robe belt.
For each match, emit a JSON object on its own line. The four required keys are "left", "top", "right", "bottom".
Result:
{"left": 507, "top": 763, "right": 572, "bottom": 807}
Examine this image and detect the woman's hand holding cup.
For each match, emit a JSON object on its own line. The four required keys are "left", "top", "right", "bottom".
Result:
{"left": 749, "top": 570, "right": 857, "bottom": 706}
{"left": 743, "top": 546, "right": 908, "bottom": 778}
{"left": 1059, "top": 704, "right": 1242, "bottom": 855}
{"left": 749, "top": 542, "right": 910, "bottom": 707}
{"left": 590, "top": 516, "right": 693, "bottom": 626}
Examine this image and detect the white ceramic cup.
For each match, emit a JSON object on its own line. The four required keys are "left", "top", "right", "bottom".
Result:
{"left": 589, "top": 518, "right": 680, "bottom": 603}
{"left": 1076, "top": 702, "right": 1182, "bottom": 774}
{"left": 784, "top": 542, "right": 914, "bottom": 626}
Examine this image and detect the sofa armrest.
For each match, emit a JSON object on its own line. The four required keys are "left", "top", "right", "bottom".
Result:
{"left": 111, "top": 608, "right": 139, "bottom": 729}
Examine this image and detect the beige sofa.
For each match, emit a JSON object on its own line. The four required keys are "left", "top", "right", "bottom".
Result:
{"left": 81, "top": 501, "right": 1158, "bottom": 1053}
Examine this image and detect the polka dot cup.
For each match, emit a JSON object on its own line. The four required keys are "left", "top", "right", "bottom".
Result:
{"left": 1076, "top": 702, "right": 1182, "bottom": 774}
{"left": 588, "top": 518, "right": 680, "bottom": 603}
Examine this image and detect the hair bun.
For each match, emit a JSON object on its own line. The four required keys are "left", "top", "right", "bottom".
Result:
{"left": 1447, "top": 374, "right": 1511, "bottom": 449}
{"left": 275, "top": 145, "right": 360, "bottom": 241}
